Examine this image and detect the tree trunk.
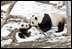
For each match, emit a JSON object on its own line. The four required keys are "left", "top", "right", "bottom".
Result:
{"left": 66, "top": 1, "right": 71, "bottom": 35}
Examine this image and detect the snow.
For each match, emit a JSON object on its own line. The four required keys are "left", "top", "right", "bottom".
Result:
{"left": 50, "top": 1, "right": 63, "bottom": 6}
{"left": 1, "top": 39, "right": 12, "bottom": 46}
{"left": 1, "top": 1, "right": 69, "bottom": 47}
{"left": 47, "top": 36, "right": 71, "bottom": 43}
{"left": 50, "top": 1, "right": 59, "bottom": 4}
{"left": 1, "top": 4, "right": 11, "bottom": 12}
{"left": 1, "top": 22, "right": 20, "bottom": 37}
{"left": 1, "top": 1, "right": 66, "bottom": 19}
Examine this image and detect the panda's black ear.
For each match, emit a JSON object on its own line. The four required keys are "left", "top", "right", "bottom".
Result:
{"left": 35, "top": 17, "right": 37, "bottom": 20}
{"left": 32, "top": 15, "right": 34, "bottom": 17}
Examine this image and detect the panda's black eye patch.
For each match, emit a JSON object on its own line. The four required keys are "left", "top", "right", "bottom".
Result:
{"left": 32, "top": 22, "right": 34, "bottom": 24}
{"left": 35, "top": 17, "right": 37, "bottom": 20}
{"left": 26, "top": 25, "right": 27, "bottom": 27}
{"left": 21, "top": 24, "right": 24, "bottom": 27}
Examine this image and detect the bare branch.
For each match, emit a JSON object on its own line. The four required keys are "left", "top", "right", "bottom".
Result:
{"left": 9, "top": 15, "right": 30, "bottom": 23}
{"left": 1, "top": 1, "right": 17, "bottom": 28}
{"left": 1, "top": 10, "right": 6, "bottom": 13}
{"left": 35, "top": 26, "right": 46, "bottom": 36}
{"left": 2, "top": 28, "right": 19, "bottom": 43}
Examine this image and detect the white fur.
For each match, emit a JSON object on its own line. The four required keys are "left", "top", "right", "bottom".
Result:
{"left": 49, "top": 12, "right": 64, "bottom": 27}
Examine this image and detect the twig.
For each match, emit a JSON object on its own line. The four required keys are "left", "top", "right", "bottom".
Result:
{"left": 1, "top": 10, "right": 6, "bottom": 13}
{"left": 35, "top": 26, "right": 46, "bottom": 36}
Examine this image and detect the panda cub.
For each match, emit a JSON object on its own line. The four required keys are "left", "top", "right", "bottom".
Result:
{"left": 30, "top": 12, "right": 67, "bottom": 33}
{"left": 19, "top": 23, "right": 32, "bottom": 38}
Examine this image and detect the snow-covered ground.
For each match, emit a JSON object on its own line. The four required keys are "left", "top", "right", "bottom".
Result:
{"left": 1, "top": 1, "right": 71, "bottom": 47}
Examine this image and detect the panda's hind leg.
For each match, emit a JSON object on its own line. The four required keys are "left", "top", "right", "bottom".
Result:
{"left": 18, "top": 33, "right": 25, "bottom": 38}
{"left": 56, "top": 21, "right": 65, "bottom": 33}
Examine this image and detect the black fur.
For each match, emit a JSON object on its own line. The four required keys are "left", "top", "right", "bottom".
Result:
{"left": 56, "top": 20, "right": 65, "bottom": 32}
{"left": 35, "top": 17, "right": 37, "bottom": 20}
{"left": 18, "top": 33, "right": 25, "bottom": 38}
{"left": 38, "top": 13, "right": 52, "bottom": 32}
{"left": 18, "top": 24, "right": 32, "bottom": 38}
{"left": 18, "top": 29, "right": 30, "bottom": 38}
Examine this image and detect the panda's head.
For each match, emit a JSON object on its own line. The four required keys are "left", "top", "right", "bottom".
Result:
{"left": 20, "top": 23, "right": 32, "bottom": 30}
{"left": 30, "top": 16, "right": 38, "bottom": 26}
{"left": 30, "top": 14, "right": 44, "bottom": 27}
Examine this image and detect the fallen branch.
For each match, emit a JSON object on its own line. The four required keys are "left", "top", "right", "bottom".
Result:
{"left": 1, "top": 1, "right": 17, "bottom": 28}
{"left": 1, "top": 9, "right": 30, "bottom": 23}
{"left": 9, "top": 15, "right": 30, "bottom": 23}
{"left": 2, "top": 28, "right": 19, "bottom": 43}
{"left": 35, "top": 26, "right": 46, "bottom": 36}
{"left": 1, "top": 10, "right": 6, "bottom": 13}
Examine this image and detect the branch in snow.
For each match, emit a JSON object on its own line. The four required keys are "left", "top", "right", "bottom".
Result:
{"left": 1, "top": 10, "right": 30, "bottom": 23}
{"left": 35, "top": 26, "right": 46, "bottom": 36}
{"left": 1, "top": 1, "right": 17, "bottom": 28}
{"left": 9, "top": 15, "right": 30, "bottom": 23}
{"left": 1, "top": 10, "right": 6, "bottom": 13}
{"left": 2, "top": 28, "right": 19, "bottom": 43}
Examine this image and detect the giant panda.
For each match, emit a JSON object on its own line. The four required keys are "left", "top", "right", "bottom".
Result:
{"left": 30, "top": 12, "right": 67, "bottom": 33}
{"left": 18, "top": 23, "right": 32, "bottom": 38}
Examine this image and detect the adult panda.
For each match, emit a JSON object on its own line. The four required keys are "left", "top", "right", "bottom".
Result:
{"left": 30, "top": 12, "right": 67, "bottom": 33}
{"left": 18, "top": 23, "right": 32, "bottom": 38}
